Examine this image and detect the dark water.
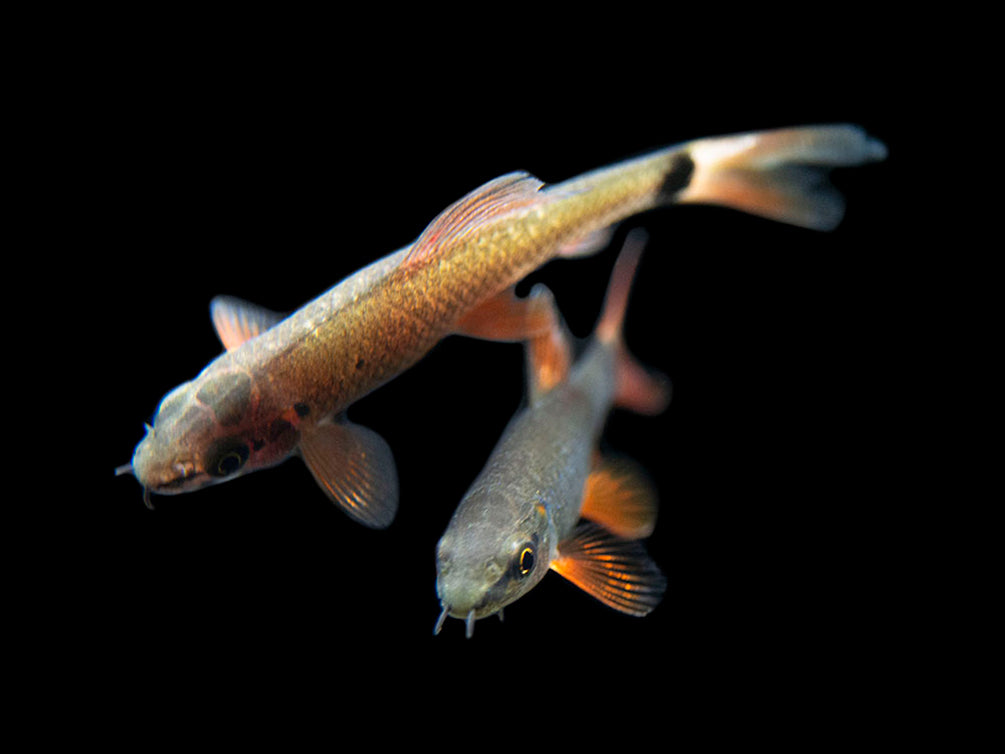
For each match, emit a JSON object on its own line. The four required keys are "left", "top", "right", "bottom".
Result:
{"left": 59, "top": 66, "right": 910, "bottom": 727}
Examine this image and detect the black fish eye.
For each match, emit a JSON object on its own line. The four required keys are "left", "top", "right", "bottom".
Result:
{"left": 211, "top": 442, "right": 250, "bottom": 477}
{"left": 517, "top": 545, "right": 535, "bottom": 577}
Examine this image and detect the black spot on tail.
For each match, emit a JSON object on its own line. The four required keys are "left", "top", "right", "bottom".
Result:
{"left": 657, "top": 152, "right": 695, "bottom": 202}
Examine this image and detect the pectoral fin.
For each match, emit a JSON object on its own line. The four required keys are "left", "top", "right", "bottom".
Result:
{"left": 210, "top": 296, "right": 285, "bottom": 350}
{"left": 299, "top": 418, "right": 399, "bottom": 529}
{"left": 580, "top": 456, "right": 658, "bottom": 540}
{"left": 550, "top": 523, "right": 666, "bottom": 616}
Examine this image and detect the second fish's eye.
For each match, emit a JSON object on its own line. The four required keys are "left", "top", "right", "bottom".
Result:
{"left": 518, "top": 545, "right": 535, "bottom": 577}
{"left": 211, "top": 442, "right": 250, "bottom": 477}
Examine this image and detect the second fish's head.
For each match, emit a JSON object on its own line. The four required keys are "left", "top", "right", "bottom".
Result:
{"left": 123, "top": 367, "right": 298, "bottom": 503}
{"left": 435, "top": 486, "right": 555, "bottom": 636}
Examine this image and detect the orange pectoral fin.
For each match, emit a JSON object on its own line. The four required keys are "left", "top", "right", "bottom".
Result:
{"left": 580, "top": 456, "right": 659, "bottom": 540}
{"left": 299, "top": 417, "right": 399, "bottom": 529}
{"left": 210, "top": 296, "right": 285, "bottom": 350}
{"left": 551, "top": 523, "right": 666, "bottom": 617}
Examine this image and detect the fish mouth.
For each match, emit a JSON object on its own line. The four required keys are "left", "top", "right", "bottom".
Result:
{"left": 114, "top": 460, "right": 208, "bottom": 509}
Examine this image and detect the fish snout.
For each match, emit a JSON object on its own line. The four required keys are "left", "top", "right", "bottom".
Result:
{"left": 129, "top": 434, "right": 204, "bottom": 495}
{"left": 435, "top": 556, "right": 504, "bottom": 628}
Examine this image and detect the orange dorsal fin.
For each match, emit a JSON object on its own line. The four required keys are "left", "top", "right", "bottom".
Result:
{"left": 580, "top": 456, "right": 659, "bottom": 540}
{"left": 551, "top": 523, "right": 666, "bottom": 616}
{"left": 210, "top": 296, "right": 285, "bottom": 350}
{"left": 403, "top": 171, "right": 544, "bottom": 268}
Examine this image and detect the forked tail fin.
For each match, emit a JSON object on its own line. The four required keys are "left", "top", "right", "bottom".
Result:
{"left": 678, "top": 124, "right": 887, "bottom": 230}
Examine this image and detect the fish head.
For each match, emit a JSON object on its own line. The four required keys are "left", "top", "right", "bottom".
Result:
{"left": 434, "top": 486, "right": 555, "bottom": 635}
{"left": 124, "top": 367, "right": 298, "bottom": 499}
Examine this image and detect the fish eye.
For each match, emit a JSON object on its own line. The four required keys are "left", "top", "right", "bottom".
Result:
{"left": 210, "top": 442, "right": 250, "bottom": 477}
{"left": 517, "top": 545, "right": 535, "bottom": 577}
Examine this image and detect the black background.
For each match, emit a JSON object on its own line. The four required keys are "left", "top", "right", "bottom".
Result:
{"left": 50, "top": 22, "right": 919, "bottom": 735}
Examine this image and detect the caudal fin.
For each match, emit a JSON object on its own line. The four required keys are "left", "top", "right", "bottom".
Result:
{"left": 678, "top": 124, "right": 887, "bottom": 231}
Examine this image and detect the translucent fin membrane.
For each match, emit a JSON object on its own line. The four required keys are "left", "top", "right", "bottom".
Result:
{"left": 551, "top": 523, "right": 666, "bottom": 616}
{"left": 680, "top": 124, "right": 887, "bottom": 230}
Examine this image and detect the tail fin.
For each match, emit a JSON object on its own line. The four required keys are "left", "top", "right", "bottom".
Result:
{"left": 678, "top": 124, "right": 887, "bottom": 230}
{"left": 596, "top": 229, "right": 672, "bottom": 416}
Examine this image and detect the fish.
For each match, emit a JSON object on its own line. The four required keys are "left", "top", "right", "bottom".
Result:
{"left": 116, "top": 124, "right": 887, "bottom": 528}
{"left": 434, "top": 230, "right": 669, "bottom": 637}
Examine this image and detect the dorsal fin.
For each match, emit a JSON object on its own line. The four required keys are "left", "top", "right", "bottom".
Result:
{"left": 210, "top": 296, "right": 285, "bottom": 350}
{"left": 403, "top": 172, "right": 545, "bottom": 268}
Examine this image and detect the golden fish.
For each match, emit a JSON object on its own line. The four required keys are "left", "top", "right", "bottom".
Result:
{"left": 116, "top": 125, "right": 886, "bottom": 528}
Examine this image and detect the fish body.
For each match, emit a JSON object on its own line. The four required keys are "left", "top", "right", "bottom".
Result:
{"left": 435, "top": 232, "right": 670, "bottom": 636}
{"left": 119, "top": 125, "right": 887, "bottom": 527}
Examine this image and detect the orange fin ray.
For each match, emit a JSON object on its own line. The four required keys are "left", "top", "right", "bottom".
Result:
{"left": 403, "top": 172, "right": 545, "bottom": 268}
{"left": 453, "top": 284, "right": 555, "bottom": 343}
{"left": 580, "top": 456, "right": 659, "bottom": 540}
{"left": 551, "top": 523, "right": 666, "bottom": 616}
{"left": 210, "top": 296, "right": 285, "bottom": 351}
{"left": 299, "top": 417, "right": 398, "bottom": 529}
{"left": 523, "top": 284, "right": 573, "bottom": 400}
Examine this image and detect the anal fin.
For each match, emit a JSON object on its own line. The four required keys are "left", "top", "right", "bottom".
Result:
{"left": 299, "top": 417, "right": 399, "bottom": 529}
{"left": 551, "top": 523, "right": 666, "bottom": 616}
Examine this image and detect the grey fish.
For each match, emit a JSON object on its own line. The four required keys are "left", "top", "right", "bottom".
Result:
{"left": 435, "top": 230, "right": 670, "bottom": 637}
